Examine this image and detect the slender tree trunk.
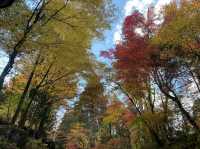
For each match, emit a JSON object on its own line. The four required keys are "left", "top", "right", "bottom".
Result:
{"left": 0, "top": 0, "right": 45, "bottom": 93}
{"left": 154, "top": 69, "right": 200, "bottom": 131}
{"left": 157, "top": 82, "right": 199, "bottom": 130}
{"left": 161, "top": 87, "right": 199, "bottom": 130}
{"left": 172, "top": 96, "right": 199, "bottom": 130}
{"left": 185, "top": 63, "right": 200, "bottom": 93}
{"left": 109, "top": 123, "right": 112, "bottom": 138}
{"left": 0, "top": 31, "right": 28, "bottom": 92}
{"left": 147, "top": 80, "right": 154, "bottom": 113}
{"left": 115, "top": 82, "right": 164, "bottom": 147}
{"left": 36, "top": 105, "right": 49, "bottom": 139}
{"left": 0, "top": 0, "right": 69, "bottom": 93}
{"left": 18, "top": 96, "right": 34, "bottom": 127}
{"left": 11, "top": 53, "right": 40, "bottom": 124}
{"left": 19, "top": 62, "right": 53, "bottom": 127}
{"left": 0, "top": 49, "right": 18, "bottom": 91}
{"left": 7, "top": 97, "right": 12, "bottom": 122}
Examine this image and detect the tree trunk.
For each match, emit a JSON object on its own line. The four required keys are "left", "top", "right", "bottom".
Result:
{"left": 19, "top": 62, "right": 53, "bottom": 127}
{"left": 173, "top": 96, "right": 199, "bottom": 130}
{"left": 11, "top": 53, "right": 40, "bottom": 124}
{"left": 0, "top": 49, "right": 17, "bottom": 91}
{"left": 0, "top": 0, "right": 45, "bottom": 93}
{"left": 36, "top": 105, "right": 49, "bottom": 139}
{"left": 159, "top": 84, "right": 199, "bottom": 130}
{"left": 115, "top": 82, "right": 164, "bottom": 147}
{"left": 18, "top": 96, "right": 34, "bottom": 127}
{"left": 0, "top": 35, "right": 27, "bottom": 93}
{"left": 154, "top": 70, "right": 200, "bottom": 131}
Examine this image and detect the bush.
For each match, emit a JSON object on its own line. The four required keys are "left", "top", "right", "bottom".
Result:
{"left": 0, "top": 137, "right": 18, "bottom": 149}
{"left": 25, "top": 139, "right": 48, "bottom": 149}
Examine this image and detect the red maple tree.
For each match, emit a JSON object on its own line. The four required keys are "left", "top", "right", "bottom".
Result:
{"left": 102, "top": 8, "right": 157, "bottom": 96}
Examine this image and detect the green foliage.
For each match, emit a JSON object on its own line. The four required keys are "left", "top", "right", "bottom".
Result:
{"left": 0, "top": 87, "right": 21, "bottom": 121}
{"left": 25, "top": 139, "right": 48, "bottom": 149}
{"left": 0, "top": 137, "right": 18, "bottom": 149}
{"left": 58, "top": 74, "right": 108, "bottom": 148}
{"left": 74, "top": 75, "right": 107, "bottom": 133}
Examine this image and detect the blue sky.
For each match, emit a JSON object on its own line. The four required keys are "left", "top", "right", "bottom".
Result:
{"left": 91, "top": 0, "right": 126, "bottom": 62}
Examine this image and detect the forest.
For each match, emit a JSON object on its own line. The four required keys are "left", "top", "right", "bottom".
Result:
{"left": 0, "top": 0, "right": 199, "bottom": 149}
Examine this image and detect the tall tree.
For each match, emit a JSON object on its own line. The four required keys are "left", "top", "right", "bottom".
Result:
{"left": 0, "top": 0, "right": 115, "bottom": 92}
{"left": 0, "top": 0, "right": 15, "bottom": 8}
{"left": 58, "top": 74, "right": 108, "bottom": 148}
{"left": 102, "top": 2, "right": 200, "bottom": 146}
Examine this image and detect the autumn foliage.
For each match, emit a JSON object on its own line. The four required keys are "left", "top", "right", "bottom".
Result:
{"left": 0, "top": 0, "right": 200, "bottom": 149}
{"left": 102, "top": 9, "right": 158, "bottom": 97}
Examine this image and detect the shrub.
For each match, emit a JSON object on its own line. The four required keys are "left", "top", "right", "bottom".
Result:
{"left": 25, "top": 139, "right": 48, "bottom": 149}
{"left": 0, "top": 137, "right": 18, "bottom": 149}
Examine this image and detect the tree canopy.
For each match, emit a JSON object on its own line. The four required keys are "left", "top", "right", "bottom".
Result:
{"left": 0, "top": 0, "right": 200, "bottom": 149}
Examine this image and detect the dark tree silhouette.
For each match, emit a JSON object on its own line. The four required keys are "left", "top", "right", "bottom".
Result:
{"left": 0, "top": 0, "right": 15, "bottom": 8}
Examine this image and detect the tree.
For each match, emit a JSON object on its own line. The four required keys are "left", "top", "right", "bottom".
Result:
{"left": 153, "top": 0, "right": 200, "bottom": 91}
{"left": 0, "top": 0, "right": 115, "bottom": 92}
{"left": 74, "top": 75, "right": 107, "bottom": 133}
{"left": 11, "top": 50, "right": 78, "bottom": 125}
{"left": 101, "top": 9, "right": 165, "bottom": 146}
{"left": 102, "top": 100, "right": 133, "bottom": 149}
{"left": 57, "top": 72, "right": 109, "bottom": 148}
{"left": 0, "top": 0, "right": 115, "bottom": 124}
{"left": 0, "top": 0, "right": 15, "bottom": 8}
{"left": 102, "top": 2, "right": 200, "bottom": 147}
{"left": 65, "top": 123, "right": 90, "bottom": 149}
{"left": 152, "top": 0, "right": 200, "bottom": 130}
